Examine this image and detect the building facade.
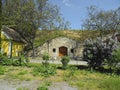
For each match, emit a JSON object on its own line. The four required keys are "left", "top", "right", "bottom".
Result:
{"left": 1, "top": 26, "right": 26, "bottom": 57}
{"left": 30, "top": 37, "right": 83, "bottom": 60}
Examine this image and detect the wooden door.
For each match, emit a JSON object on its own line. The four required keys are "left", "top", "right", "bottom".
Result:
{"left": 59, "top": 46, "right": 68, "bottom": 57}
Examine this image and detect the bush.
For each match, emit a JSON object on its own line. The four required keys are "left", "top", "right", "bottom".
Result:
{"left": 42, "top": 53, "right": 50, "bottom": 67}
{"left": 0, "top": 53, "right": 12, "bottom": 66}
{"left": 105, "top": 48, "right": 120, "bottom": 73}
{"left": 83, "top": 37, "right": 119, "bottom": 70}
{"left": 37, "top": 81, "right": 51, "bottom": 90}
{"left": 12, "top": 55, "right": 29, "bottom": 66}
{"left": 61, "top": 56, "right": 70, "bottom": 69}
{"left": 32, "top": 64, "right": 56, "bottom": 77}
{"left": 33, "top": 53, "right": 56, "bottom": 77}
{"left": 0, "top": 53, "right": 29, "bottom": 66}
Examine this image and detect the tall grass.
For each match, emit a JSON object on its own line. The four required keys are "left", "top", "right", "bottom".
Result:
{"left": 99, "top": 77, "right": 120, "bottom": 90}
{"left": 0, "top": 65, "right": 6, "bottom": 75}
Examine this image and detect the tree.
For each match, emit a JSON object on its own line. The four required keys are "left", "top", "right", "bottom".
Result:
{"left": 82, "top": 6, "right": 120, "bottom": 34}
{"left": 38, "top": 3, "right": 70, "bottom": 30}
{"left": 0, "top": 0, "right": 2, "bottom": 51}
{"left": 83, "top": 37, "right": 119, "bottom": 71}
{"left": 2, "top": 0, "right": 70, "bottom": 56}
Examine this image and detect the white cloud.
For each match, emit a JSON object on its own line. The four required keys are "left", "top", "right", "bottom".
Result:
{"left": 62, "top": 0, "right": 72, "bottom": 7}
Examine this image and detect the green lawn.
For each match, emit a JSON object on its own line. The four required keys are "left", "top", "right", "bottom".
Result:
{"left": 0, "top": 64, "right": 120, "bottom": 90}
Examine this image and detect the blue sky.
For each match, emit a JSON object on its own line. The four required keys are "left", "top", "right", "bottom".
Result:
{"left": 48, "top": 0, "right": 120, "bottom": 30}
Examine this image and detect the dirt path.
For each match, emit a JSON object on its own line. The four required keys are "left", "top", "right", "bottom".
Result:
{"left": 0, "top": 79, "right": 40, "bottom": 90}
{"left": 0, "top": 79, "right": 78, "bottom": 90}
{"left": 49, "top": 82, "right": 77, "bottom": 90}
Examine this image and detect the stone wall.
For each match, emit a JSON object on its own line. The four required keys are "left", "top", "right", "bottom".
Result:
{"left": 28, "top": 37, "right": 83, "bottom": 59}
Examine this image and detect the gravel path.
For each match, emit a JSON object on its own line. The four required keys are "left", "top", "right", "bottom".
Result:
{"left": 0, "top": 79, "right": 40, "bottom": 90}
{"left": 30, "top": 59, "right": 88, "bottom": 66}
{"left": 0, "top": 79, "right": 78, "bottom": 90}
{"left": 49, "top": 82, "right": 77, "bottom": 90}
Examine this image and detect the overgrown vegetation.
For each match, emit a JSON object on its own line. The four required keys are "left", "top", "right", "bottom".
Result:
{"left": 0, "top": 63, "right": 120, "bottom": 90}
{"left": 32, "top": 53, "right": 56, "bottom": 77}
{"left": 99, "top": 77, "right": 120, "bottom": 90}
{"left": 37, "top": 81, "right": 51, "bottom": 90}
{"left": 0, "top": 65, "right": 6, "bottom": 75}
{"left": 83, "top": 37, "right": 120, "bottom": 72}
{"left": 0, "top": 53, "right": 29, "bottom": 66}
{"left": 61, "top": 56, "right": 70, "bottom": 69}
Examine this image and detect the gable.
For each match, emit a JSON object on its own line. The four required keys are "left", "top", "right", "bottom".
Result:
{"left": 1, "top": 26, "right": 26, "bottom": 43}
{"left": 1, "top": 31, "right": 10, "bottom": 40}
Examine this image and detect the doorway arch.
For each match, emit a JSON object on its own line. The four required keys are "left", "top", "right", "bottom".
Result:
{"left": 59, "top": 46, "right": 68, "bottom": 57}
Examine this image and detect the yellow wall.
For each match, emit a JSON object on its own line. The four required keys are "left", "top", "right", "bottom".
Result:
{"left": 1, "top": 40, "right": 9, "bottom": 56}
{"left": 12, "top": 42, "right": 24, "bottom": 56}
{"left": 1, "top": 33, "right": 25, "bottom": 57}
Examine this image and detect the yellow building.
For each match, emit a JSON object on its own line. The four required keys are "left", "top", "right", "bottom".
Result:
{"left": 1, "top": 26, "right": 26, "bottom": 57}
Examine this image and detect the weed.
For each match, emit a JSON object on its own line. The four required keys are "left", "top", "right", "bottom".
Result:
{"left": 0, "top": 65, "right": 6, "bottom": 75}
{"left": 99, "top": 77, "right": 120, "bottom": 90}
{"left": 37, "top": 81, "right": 51, "bottom": 90}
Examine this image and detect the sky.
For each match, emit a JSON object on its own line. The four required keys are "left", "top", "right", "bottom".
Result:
{"left": 48, "top": 0, "right": 120, "bottom": 30}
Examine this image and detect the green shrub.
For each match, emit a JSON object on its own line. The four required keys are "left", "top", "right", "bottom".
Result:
{"left": 83, "top": 38, "right": 119, "bottom": 70}
{"left": 37, "top": 86, "right": 48, "bottom": 90}
{"left": 12, "top": 55, "right": 29, "bottom": 66}
{"left": 61, "top": 56, "right": 70, "bottom": 69}
{"left": 68, "top": 66, "right": 78, "bottom": 77}
{"left": 32, "top": 65, "right": 56, "bottom": 77}
{"left": 0, "top": 53, "right": 29, "bottom": 66}
{"left": 37, "top": 81, "right": 51, "bottom": 90}
{"left": 109, "top": 48, "right": 120, "bottom": 69}
{"left": 32, "top": 53, "right": 56, "bottom": 77}
{"left": 42, "top": 53, "right": 50, "bottom": 67}
{"left": 0, "top": 58, "right": 13, "bottom": 66}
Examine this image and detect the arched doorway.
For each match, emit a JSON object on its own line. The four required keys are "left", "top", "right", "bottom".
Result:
{"left": 59, "top": 46, "right": 68, "bottom": 57}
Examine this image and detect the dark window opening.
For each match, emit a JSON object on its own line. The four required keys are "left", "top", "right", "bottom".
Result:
{"left": 71, "top": 49, "right": 74, "bottom": 53}
{"left": 53, "top": 48, "right": 56, "bottom": 52}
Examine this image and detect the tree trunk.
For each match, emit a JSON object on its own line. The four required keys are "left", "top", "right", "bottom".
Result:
{"left": 0, "top": 0, "right": 2, "bottom": 51}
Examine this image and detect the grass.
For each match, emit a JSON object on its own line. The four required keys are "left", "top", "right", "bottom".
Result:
{"left": 0, "top": 63, "right": 120, "bottom": 90}
{"left": 99, "top": 77, "right": 120, "bottom": 90}
{"left": 34, "top": 30, "right": 115, "bottom": 48}
{"left": 0, "top": 65, "right": 6, "bottom": 75}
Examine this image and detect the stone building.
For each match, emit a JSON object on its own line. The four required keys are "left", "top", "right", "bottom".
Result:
{"left": 31, "top": 37, "right": 83, "bottom": 59}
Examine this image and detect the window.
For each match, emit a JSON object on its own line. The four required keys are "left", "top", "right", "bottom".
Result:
{"left": 53, "top": 48, "right": 56, "bottom": 52}
{"left": 71, "top": 49, "right": 74, "bottom": 53}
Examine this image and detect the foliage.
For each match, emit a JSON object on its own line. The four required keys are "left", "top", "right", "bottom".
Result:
{"left": 12, "top": 55, "right": 29, "bottom": 66}
{"left": 37, "top": 86, "right": 48, "bottom": 90}
{"left": 42, "top": 53, "right": 50, "bottom": 61}
{"left": 0, "top": 0, "right": 2, "bottom": 50}
{"left": 0, "top": 53, "right": 13, "bottom": 66}
{"left": 0, "top": 53, "right": 29, "bottom": 66}
{"left": 83, "top": 37, "right": 119, "bottom": 70}
{"left": 2, "top": 0, "right": 70, "bottom": 51}
{"left": 83, "top": 5, "right": 120, "bottom": 32}
{"left": 32, "top": 64, "right": 56, "bottom": 77}
{"left": 33, "top": 53, "right": 56, "bottom": 77}
{"left": 42, "top": 53, "right": 50, "bottom": 67}
{"left": 37, "top": 81, "right": 51, "bottom": 90}
{"left": 105, "top": 48, "right": 120, "bottom": 71}
{"left": 61, "top": 56, "right": 70, "bottom": 69}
